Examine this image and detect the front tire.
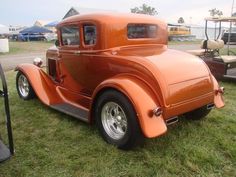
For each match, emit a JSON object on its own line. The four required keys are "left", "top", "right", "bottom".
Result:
{"left": 184, "top": 105, "right": 211, "bottom": 120}
{"left": 16, "top": 71, "right": 35, "bottom": 100}
{"left": 95, "top": 90, "right": 144, "bottom": 150}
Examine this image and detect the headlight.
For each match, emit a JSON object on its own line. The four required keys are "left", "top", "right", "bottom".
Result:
{"left": 33, "top": 57, "right": 43, "bottom": 67}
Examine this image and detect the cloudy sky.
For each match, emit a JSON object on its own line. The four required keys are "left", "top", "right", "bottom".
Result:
{"left": 0, "top": 0, "right": 233, "bottom": 26}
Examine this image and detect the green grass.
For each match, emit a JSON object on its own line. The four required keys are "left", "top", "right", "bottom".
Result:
{"left": 220, "top": 47, "right": 236, "bottom": 56}
{"left": 0, "top": 71, "right": 236, "bottom": 177}
{"left": 168, "top": 40, "right": 202, "bottom": 45}
{"left": 0, "top": 41, "right": 53, "bottom": 56}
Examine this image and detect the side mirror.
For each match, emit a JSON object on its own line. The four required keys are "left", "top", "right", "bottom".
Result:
{"left": 55, "top": 40, "right": 59, "bottom": 47}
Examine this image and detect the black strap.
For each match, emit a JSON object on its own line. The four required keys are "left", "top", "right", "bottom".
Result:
{"left": 203, "top": 40, "right": 208, "bottom": 49}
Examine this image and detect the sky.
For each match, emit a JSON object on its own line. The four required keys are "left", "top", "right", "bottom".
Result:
{"left": 0, "top": 0, "right": 233, "bottom": 26}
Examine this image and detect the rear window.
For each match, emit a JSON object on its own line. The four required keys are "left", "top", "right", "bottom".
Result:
{"left": 128, "top": 24, "right": 157, "bottom": 39}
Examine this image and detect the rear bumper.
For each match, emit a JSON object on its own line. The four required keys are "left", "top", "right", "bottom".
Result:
{"left": 163, "top": 92, "right": 214, "bottom": 119}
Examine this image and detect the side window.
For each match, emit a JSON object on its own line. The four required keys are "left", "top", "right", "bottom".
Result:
{"left": 61, "top": 25, "right": 80, "bottom": 46}
{"left": 83, "top": 25, "right": 96, "bottom": 45}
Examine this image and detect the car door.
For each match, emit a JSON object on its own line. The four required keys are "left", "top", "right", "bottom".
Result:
{"left": 58, "top": 22, "right": 114, "bottom": 96}
{"left": 58, "top": 24, "right": 87, "bottom": 94}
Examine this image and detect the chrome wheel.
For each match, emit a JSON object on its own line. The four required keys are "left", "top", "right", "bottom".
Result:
{"left": 18, "top": 74, "right": 30, "bottom": 97}
{"left": 101, "top": 102, "right": 128, "bottom": 140}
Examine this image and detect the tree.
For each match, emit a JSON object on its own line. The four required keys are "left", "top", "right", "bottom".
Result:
{"left": 178, "top": 17, "right": 185, "bottom": 23}
{"left": 131, "top": 4, "right": 158, "bottom": 16}
{"left": 209, "top": 8, "right": 223, "bottom": 17}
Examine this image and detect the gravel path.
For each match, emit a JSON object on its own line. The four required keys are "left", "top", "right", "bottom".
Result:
{"left": 0, "top": 52, "right": 45, "bottom": 71}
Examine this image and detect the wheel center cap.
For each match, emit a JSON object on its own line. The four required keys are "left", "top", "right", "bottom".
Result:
{"left": 116, "top": 116, "right": 122, "bottom": 121}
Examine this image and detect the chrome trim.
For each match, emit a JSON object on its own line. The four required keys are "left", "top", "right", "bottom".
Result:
{"left": 166, "top": 116, "right": 178, "bottom": 125}
{"left": 153, "top": 107, "right": 162, "bottom": 117}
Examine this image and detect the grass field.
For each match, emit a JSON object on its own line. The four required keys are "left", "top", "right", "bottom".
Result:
{"left": 0, "top": 41, "right": 53, "bottom": 56}
{"left": 168, "top": 40, "right": 203, "bottom": 45}
{"left": 0, "top": 71, "right": 235, "bottom": 177}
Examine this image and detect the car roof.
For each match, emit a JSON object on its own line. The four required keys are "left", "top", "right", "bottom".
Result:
{"left": 59, "top": 12, "right": 164, "bottom": 26}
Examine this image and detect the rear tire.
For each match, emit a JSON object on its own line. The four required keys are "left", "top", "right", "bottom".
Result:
{"left": 184, "top": 105, "right": 211, "bottom": 120}
{"left": 16, "top": 71, "right": 35, "bottom": 100}
{"left": 95, "top": 90, "right": 144, "bottom": 150}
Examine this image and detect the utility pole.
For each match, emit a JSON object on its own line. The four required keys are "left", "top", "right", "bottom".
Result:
{"left": 228, "top": 0, "right": 235, "bottom": 54}
{"left": 231, "top": 0, "right": 235, "bottom": 16}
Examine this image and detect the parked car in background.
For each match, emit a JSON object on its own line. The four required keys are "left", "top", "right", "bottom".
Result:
{"left": 18, "top": 33, "right": 46, "bottom": 41}
{"left": 15, "top": 13, "right": 225, "bottom": 149}
{"left": 168, "top": 24, "right": 196, "bottom": 41}
{"left": 221, "top": 27, "right": 236, "bottom": 44}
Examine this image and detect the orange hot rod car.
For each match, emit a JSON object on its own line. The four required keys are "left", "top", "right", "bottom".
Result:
{"left": 15, "top": 13, "right": 225, "bottom": 149}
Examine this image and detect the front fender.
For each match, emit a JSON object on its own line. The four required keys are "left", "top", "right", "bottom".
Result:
{"left": 15, "top": 64, "right": 62, "bottom": 105}
{"left": 92, "top": 75, "right": 167, "bottom": 138}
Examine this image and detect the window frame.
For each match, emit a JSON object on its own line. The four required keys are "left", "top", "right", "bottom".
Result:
{"left": 82, "top": 23, "right": 97, "bottom": 47}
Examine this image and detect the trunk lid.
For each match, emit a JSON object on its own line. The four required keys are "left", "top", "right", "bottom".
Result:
{"left": 145, "top": 49, "right": 213, "bottom": 105}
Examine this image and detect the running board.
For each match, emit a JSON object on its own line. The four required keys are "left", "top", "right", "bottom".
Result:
{"left": 50, "top": 103, "right": 89, "bottom": 122}
{"left": 165, "top": 116, "right": 179, "bottom": 126}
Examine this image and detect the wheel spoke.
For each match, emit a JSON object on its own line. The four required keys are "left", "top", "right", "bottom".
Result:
{"left": 114, "top": 105, "right": 119, "bottom": 115}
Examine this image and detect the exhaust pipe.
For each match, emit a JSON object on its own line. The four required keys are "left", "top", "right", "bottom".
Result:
{"left": 207, "top": 103, "right": 215, "bottom": 110}
{"left": 166, "top": 116, "right": 178, "bottom": 126}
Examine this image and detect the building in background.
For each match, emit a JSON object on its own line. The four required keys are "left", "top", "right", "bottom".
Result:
{"left": 9, "top": 25, "right": 25, "bottom": 36}
{"left": 190, "top": 25, "right": 228, "bottom": 40}
{"left": 34, "top": 20, "right": 52, "bottom": 27}
{"left": 0, "top": 24, "right": 9, "bottom": 37}
{"left": 44, "top": 21, "right": 59, "bottom": 33}
{"left": 63, "top": 7, "right": 115, "bottom": 19}
{"left": 167, "top": 22, "right": 229, "bottom": 40}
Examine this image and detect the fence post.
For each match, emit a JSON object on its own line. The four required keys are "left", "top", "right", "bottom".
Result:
{"left": 0, "top": 63, "right": 14, "bottom": 163}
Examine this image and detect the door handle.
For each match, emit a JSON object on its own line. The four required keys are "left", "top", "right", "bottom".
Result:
{"left": 74, "top": 51, "right": 81, "bottom": 55}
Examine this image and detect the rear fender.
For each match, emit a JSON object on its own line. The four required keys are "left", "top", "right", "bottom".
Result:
{"left": 15, "top": 64, "right": 62, "bottom": 105}
{"left": 92, "top": 75, "right": 167, "bottom": 138}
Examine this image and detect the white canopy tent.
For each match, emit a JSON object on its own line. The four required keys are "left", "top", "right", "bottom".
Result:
{"left": 0, "top": 24, "right": 9, "bottom": 34}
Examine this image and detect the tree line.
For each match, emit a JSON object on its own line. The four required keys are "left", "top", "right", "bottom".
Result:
{"left": 130, "top": 4, "right": 225, "bottom": 23}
